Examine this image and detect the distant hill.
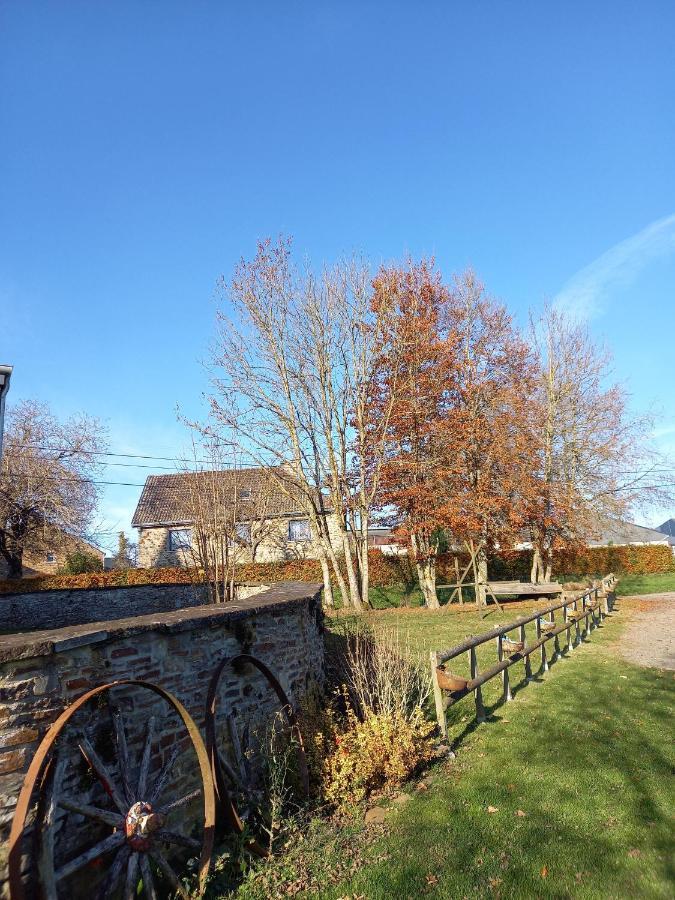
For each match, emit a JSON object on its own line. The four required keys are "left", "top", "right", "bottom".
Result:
{"left": 657, "top": 518, "right": 675, "bottom": 537}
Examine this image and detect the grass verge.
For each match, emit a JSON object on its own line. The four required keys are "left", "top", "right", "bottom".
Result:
{"left": 614, "top": 572, "right": 675, "bottom": 596}
{"left": 221, "top": 599, "right": 674, "bottom": 899}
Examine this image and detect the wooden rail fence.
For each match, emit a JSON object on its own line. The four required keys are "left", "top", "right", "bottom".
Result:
{"left": 430, "top": 574, "right": 618, "bottom": 737}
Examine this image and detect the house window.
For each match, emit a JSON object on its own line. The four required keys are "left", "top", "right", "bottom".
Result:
{"left": 288, "top": 519, "right": 311, "bottom": 542}
{"left": 237, "top": 489, "right": 251, "bottom": 500}
{"left": 46, "top": 553, "right": 55, "bottom": 563}
{"left": 168, "top": 528, "right": 192, "bottom": 551}
{"left": 235, "top": 523, "right": 251, "bottom": 545}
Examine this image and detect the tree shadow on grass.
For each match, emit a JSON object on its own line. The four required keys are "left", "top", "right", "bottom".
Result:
{"left": 338, "top": 655, "right": 674, "bottom": 899}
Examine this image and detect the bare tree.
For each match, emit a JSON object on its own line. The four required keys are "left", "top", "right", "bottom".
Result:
{"left": 527, "top": 306, "right": 671, "bottom": 581}
{"left": 208, "top": 238, "right": 401, "bottom": 611}
{"left": 181, "top": 441, "right": 245, "bottom": 604}
{"left": 0, "top": 400, "right": 107, "bottom": 578}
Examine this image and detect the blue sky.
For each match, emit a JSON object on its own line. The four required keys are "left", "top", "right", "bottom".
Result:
{"left": 1, "top": 2, "right": 674, "bottom": 551}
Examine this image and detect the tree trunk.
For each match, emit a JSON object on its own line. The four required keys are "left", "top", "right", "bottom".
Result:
{"left": 411, "top": 532, "right": 439, "bottom": 608}
{"left": 531, "top": 546, "right": 543, "bottom": 583}
{"left": 318, "top": 553, "right": 334, "bottom": 607}
{"left": 341, "top": 528, "right": 363, "bottom": 611}
{"left": 0, "top": 547, "right": 22, "bottom": 579}
{"left": 359, "top": 522, "right": 371, "bottom": 609}
{"left": 474, "top": 545, "right": 488, "bottom": 609}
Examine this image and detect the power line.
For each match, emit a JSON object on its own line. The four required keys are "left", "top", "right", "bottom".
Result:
{"left": 11, "top": 444, "right": 675, "bottom": 477}
{"left": 14, "top": 444, "right": 278, "bottom": 466}
{"left": 0, "top": 473, "right": 146, "bottom": 487}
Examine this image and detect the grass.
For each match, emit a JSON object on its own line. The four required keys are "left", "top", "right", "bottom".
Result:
{"left": 614, "top": 572, "right": 675, "bottom": 596}
{"left": 220, "top": 595, "right": 674, "bottom": 899}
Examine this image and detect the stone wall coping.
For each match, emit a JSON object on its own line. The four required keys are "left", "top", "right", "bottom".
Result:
{"left": 0, "top": 577, "right": 270, "bottom": 601}
{"left": 0, "top": 581, "right": 322, "bottom": 663}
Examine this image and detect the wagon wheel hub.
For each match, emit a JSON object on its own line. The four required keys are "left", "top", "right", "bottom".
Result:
{"left": 125, "top": 801, "right": 165, "bottom": 851}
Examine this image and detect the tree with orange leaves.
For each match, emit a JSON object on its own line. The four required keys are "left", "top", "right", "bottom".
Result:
{"left": 370, "top": 264, "right": 540, "bottom": 608}
{"left": 440, "top": 271, "right": 540, "bottom": 605}
{"left": 368, "top": 260, "right": 460, "bottom": 608}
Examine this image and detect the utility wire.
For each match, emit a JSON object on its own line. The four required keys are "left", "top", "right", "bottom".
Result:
{"left": 11, "top": 444, "right": 675, "bottom": 477}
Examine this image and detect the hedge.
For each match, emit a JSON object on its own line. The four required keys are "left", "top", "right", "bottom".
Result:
{"left": 1, "top": 544, "right": 672, "bottom": 595}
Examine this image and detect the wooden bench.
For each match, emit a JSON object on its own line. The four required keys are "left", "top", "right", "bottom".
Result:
{"left": 488, "top": 581, "right": 563, "bottom": 599}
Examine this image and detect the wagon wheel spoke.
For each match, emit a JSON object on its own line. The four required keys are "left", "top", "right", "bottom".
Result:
{"left": 148, "top": 745, "right": 180, "bottom": 805}
{"left": 137, "top": 715, "right": 156, "bottom": 798}
{"left": 38, "top": 752, "right": 67, "bottom": 900}
{"left": 123, "top": 851, "right": 140, "bottom": 900}
{"left": 156, "top": 829, "right": 202, "bottom": 851}
{"left": 57, "top": 798, "right": 124, "bottom": 827}
{"left": 94, "top": 845, "right": 130, "bottom": 900}
{"left": 149, "top": 848, "right": 190, "bottom": 899}
{"left": 55, "top": 830, "right": 124, "bottom": 882}
{"left": 78, "top": 735, "right": 127, "bottom": 813}
{"left": 139, "top": 853, "right": 158, "bottom": 900}
{"left": 111, "top": 707, "right": 134, "bottom": 805}
{"left": 159, "top": 788, "right": 201, "bottom": 816}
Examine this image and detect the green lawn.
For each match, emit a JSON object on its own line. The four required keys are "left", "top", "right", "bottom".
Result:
{"left": 224, "top": 596, "right": 674, "bottom": 899}
{"left": 614, "top": 572, "right": 675, "bottom": 596}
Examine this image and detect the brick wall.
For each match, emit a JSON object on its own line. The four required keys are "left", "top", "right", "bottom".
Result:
{"left": 0, "top": 581, "right": 324, "bottom": 893}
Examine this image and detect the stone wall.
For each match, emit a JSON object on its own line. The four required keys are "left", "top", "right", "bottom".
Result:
{"left": 137, "top": 513, "right": 344, "bottom": 568}
{"left": 0, "top": 580, "right": 270, "bottom": 633}
{"left": 0, "top": 581, "right": 324, "bottom": 893}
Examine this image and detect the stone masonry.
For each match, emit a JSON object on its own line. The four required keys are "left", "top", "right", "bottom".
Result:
{"left": 0, "top": 581, "right": 324, "bottom": 893}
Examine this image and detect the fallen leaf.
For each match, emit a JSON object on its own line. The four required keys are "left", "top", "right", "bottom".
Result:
{"left": 575, "top": 872, "right": 584, "bottom": 883}
{"left": 425, "top": 873, "right": 439, "bottom": 885}
{"left": 516, "top": 809, "right": 527, "bottom": 817}
{"left": 627, "top": 848, "right": 641, "bottom": 858}
{"left": 487, "top": 805, "right": 499, "bottom": 813}
{"left": 541, "top": 866, "right": 548, "bottom": 878}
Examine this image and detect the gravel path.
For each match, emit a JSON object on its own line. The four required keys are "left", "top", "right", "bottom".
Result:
{"left": 618, "top": 593, "right": 675, "bottom": 670}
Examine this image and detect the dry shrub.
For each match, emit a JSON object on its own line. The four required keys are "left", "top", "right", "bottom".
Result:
{"left": 304, "top": 623, "right": 435, "bottom": 810}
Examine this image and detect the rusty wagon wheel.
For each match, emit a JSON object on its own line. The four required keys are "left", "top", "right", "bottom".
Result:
{"left": 205, "top": 654, "right": 309, "bottom": 855}
{"left": 8, "top": 680, "right": 215, "bottom": 900}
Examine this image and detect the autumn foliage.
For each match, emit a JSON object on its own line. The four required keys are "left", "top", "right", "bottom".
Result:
{"left": 368, "top": 262, "right": 540, "bottom": 607}
{"left": 2, "top": 544, "right": 670, "bottom": 597}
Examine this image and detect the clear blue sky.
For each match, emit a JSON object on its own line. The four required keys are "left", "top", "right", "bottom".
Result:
{"left": 2, "top": 2, "right": 674, "bottom": 550}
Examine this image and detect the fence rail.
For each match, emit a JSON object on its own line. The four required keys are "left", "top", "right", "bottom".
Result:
{"left": 430, "top": 574, "right": 618, "bottom": 737}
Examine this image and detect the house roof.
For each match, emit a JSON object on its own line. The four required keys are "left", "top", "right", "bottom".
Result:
{"left": 657, "top": 518, "right": 675, "bottom": 537}
{"left": 586, "top": 519, "right": 672, "bottom": 547}
{"left": 131, "top": 468, "right": 314, "bottom": 528}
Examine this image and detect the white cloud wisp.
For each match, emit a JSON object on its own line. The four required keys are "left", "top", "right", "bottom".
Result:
{"left": 553, "top": 213, "right": 675, "bottom": 319}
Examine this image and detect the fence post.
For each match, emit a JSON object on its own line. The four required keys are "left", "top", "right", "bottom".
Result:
{"left": 469, "top": 646, "right": 486, "bottom": 722}
{"left": 520, "top": 622, "right": 532, "bottom": 681}
{"left": 565, "top": 601, "right": 573, "bottom": 653}
{"left": 536, "top": 615, "right": 548, "bottom": 672}
{"left": 430, "top": 651, "right": 448, "bottom": 739}
{"left": 551, "top": 610, "right": 560, "bottom": 660}
{"left": 582, "top": 594, "right": 589, "bottom": 640}
{"left": 497, "top": 635, "right": 512, "bottom": 701}
{"left": 455, "top": 557, "right": 464, "bottom": 606}
{"left": 574, "top": 600, "right": 581, "bottom": 647}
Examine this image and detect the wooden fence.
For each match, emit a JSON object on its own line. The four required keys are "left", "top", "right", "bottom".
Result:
{"left": 430, "top": 574, "right": 618, "bottom": 737}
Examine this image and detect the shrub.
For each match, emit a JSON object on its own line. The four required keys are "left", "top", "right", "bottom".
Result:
{"left": 304, "top": 623, "right": 436, "bottom": 810}
{"left": 58, "top": 550, "right": 103, "bottom": 575}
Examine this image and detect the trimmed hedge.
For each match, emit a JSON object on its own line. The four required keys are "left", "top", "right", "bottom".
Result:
{"left": 1, "top": 544, "right": 672, "bottom": 596}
